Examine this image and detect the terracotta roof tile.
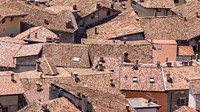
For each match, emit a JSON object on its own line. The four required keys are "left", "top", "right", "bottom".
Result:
{"left": 15, "top": 26, "right": 58, "bottom": 43}
{"left": 87, "top": 10, "right": 143, "bottom": 39}
{"left": 174, "top": 106, "right": 197, "bottom": 112}
{"left": 0, "top": 37, "right": 25, "bottom": 44}
{"left": 0, "top": 40, "right": 23, "bottom": 67}
{"left": 190, "top": 79, "right": 200, "bottom": 95}
{"left": 178, "top": 46, "right": 195, "bottom": 56}
{"left": 0, "top": 71, "right": 24, "bottom": 95}
{"left": 43, "top": 43, "right": 90, "bottom": 68}
{"left": 83, "top": 39, "right": 153, "bottom": 64}
{"left": 2, "top": 1, "right": 76, "bottom": 33}
{"left": 19, "top": 97, "right": 80, "bottom": 112}
{"left": 52, "top": 83, "right": 136, "bottom": 112}
{"left": 14, "top": 43, "right": 43, "bottom": 58}
{"left": 134, "top": 0, "right": 175, "bottom": 8}
{"left": 119, "top": 64, "right": 165, "bottom": 91}
{"left": 24, "top": 84, "right": 50, "bottom": 103}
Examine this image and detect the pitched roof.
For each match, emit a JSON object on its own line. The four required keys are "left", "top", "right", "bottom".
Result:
{"left": 163, "top": 67, "right": 189, "bottom": 90}
{"left": 15, "top": 26, "right": 58, "bottom": 43}
{"left": 24, "top": 84, "right": 50, "bottom": 104}
{"left": 140, "top": 16, "right": 188, "bottom": 40}
{"left": 0, "top": 71, "right": 24, "bottom": 95}
{"left": 14, "top": 43, "right": 43, "bottom": 58}
{"left": 42, "top": 43, "right": 90, "bottom": 68}
{"left": 178, "top": 46, "right": 194, "bottom": 56}
{"left": 87, "top": 10, "right": 143, "bottom": 39}
{"left": 18, "top": 97, "right": 80, "bottom": 112}
{"left": 127, "top": 98, "right": 160, "bottom": 108}
{"left": 0, "top": 5, "right": 27, "bottom": 23}
{"left": 171, "top": 1, "right": 200, "bottom": 19}
{"left": 2, "top": 1, "right": 77, "bottom": 33}
{"left": 119, "top": 64, "right": 165, "bottom": 92}
{"left": 52, "top": 83, "right": 136, "bottom": 112}
{"left": 0, "top": 40, "right": 23, "bottom": 68}
{"left": 133, "top": 0, "right": 175, "bottom": 8}
{"left": 83, "top": 39, "right": 153, "bottom": 64}
{"left": 63, "top": 0, "right": 123, "bottom": 17}
{"left": 174, "top": 106, "right": 197, "bottom": 112}
{"left": 190, "top": 80, "right": 200, "bottom": 95}
{"left": 39, "top": 55, "right": 58, "bottom": 75}
{"left": 0, "top": 37, "right": 25, "bottom": 44}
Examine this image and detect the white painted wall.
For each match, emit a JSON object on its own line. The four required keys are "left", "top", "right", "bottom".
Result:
{"left": 136, "top": 108, "right": 157, "bottom": 112}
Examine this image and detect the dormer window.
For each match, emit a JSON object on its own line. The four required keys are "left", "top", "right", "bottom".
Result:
{"left": 150, "top": 77, "right": 155, "bottom": 83}
{"left": 133, "top": 76, "right": 138, "bottom": 82}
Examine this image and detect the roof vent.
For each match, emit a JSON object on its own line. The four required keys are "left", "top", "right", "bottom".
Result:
{"left": 133, "top": 76, "right": 138, "bottom": 82}
{"left": 149, "top": 77, "right": 155, "bottom": 83}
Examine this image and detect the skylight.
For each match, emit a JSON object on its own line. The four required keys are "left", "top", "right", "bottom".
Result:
{"left": 133, "top": 76, "right": 138, "bottom": 82}
{"left": 150, "top": 77, "right": 155, "bottom": 83}
{"left": 72, "top": 57, "right": 80, "bottom": 62}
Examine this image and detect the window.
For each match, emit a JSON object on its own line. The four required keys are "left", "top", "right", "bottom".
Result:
{"left": 133, "top": 76, "right": 138, "bottom": 82}
{"left": 10, "top": 17, "right": 14, "bottom": 21}
{"left": 155, "top": 8, "right": 161, "bottom": 12}
{"left": 79, "top": 21, "right": 85, "bottom": 28}
{"left": 150, "top": 77, "right": 155, "bottom": 83}
{"left": 72, "top": 57, "right": 80, "bottom": 62}
{"left": 2, "top": 28, "right": 6, "bottom": 32}
{"left": 157, "top": 45, "right": 162, "bottom": 50}
{"left": 177, "top": 98, "right": 187, "bottom": 106}
{"left": 107, "top": 10, "right": 111, "bottom": 16}
{"left": 174, "top": 0, "right": 179, "bottom": 3}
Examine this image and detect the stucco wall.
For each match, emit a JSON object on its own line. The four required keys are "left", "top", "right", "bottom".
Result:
{"left": 0, "top": 95, "right": 19, "bottom": 112}
{"left": 0, "top": 17, "right": 21, "bottom": 37}
{"left": 131, "top": 3, "right": 173, "bottom": 17}
{"left": 121, "top": 91, "right": 167, "bottom": 112}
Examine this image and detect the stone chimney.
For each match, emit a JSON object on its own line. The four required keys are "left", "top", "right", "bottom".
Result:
{"left": 36, "top": 60, "right": 41, "bottom": 72}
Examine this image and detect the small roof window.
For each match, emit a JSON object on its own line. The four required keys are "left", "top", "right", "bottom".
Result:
{"left": 133, "top": 76, "right": 138, "bottom": 82}
{"left": 72, "top": 57, "right": 80, "bottom": 62}
{"left": 150, "top": 77, "right": 155, "bottom": 83}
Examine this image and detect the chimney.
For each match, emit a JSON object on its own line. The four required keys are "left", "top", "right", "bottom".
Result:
{"left": 166, "top": 62, "right": 172, "bottom": 67}
{"left": 99, "top": 56, "right": 105, "bottom": 63}
{"left": 73, "top": 4, "right": 77, "bottom": 10}
{"left": 35, "top": 33, "right": 37, "bottom": 38}
{"left": 72, "top": 72, "right": 80, "bottom": 83}
{"left": 66, "top": 21, "right": 73, "bottom": 29}
{"left": 111, "top": 3, "right": 114, "bottom": 9}
{"left": 157, "top": 61, "right": 161, "bottom": 68}
{"left": 133, "top": 60, "right": 139, "bottom": 70}
{"left": 124, "top": 52, "right": 130, "bottom": 62}
{"left": 124, "top": 40, "right": 126, "bottom": 44}
{"left": 184, "top": 17, "right": 187, "bottom": 21}
{"left": 96, "top": 3, "right": 101, "bottom": 9}
{"left": 81, "top": 94, "right": 88, "bottom": 112}
{"left": 41, "top": 103, "right": 48, "bottom": 111}
{"left": 147, "top": 99, "right": 151, "bottom": 106}
{"left": 44, "top": 19, "right": 49, "bottom": 25}
{"left": 196, "top": 12, "right": 199, "bottom": 18}
{"left": 166, "top": 72, "right": 171, "bottom": 82}
{"left": 110, "top": 78, "right": 115, "bottom": 87}
{"left": 126, "top": 104, "right": 130, "bottom": 112}
{"left": 95, "top": 27, "right": 98, "bottom": 34}
{"left": 36, "top": 81, "right": 43, "bottom": 91}
{"left": 98, "top": 62, "right": 104, "bottom": 71}
{"left": 36, "top": 60, "right": 41, "bottom": 72}
{"left": 11, "top": 73, "right": 15, "bottom": 82}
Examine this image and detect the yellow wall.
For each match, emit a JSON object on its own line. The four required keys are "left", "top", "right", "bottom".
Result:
{"left": 0, "top": 17, "right": 21, "bottom": 37}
